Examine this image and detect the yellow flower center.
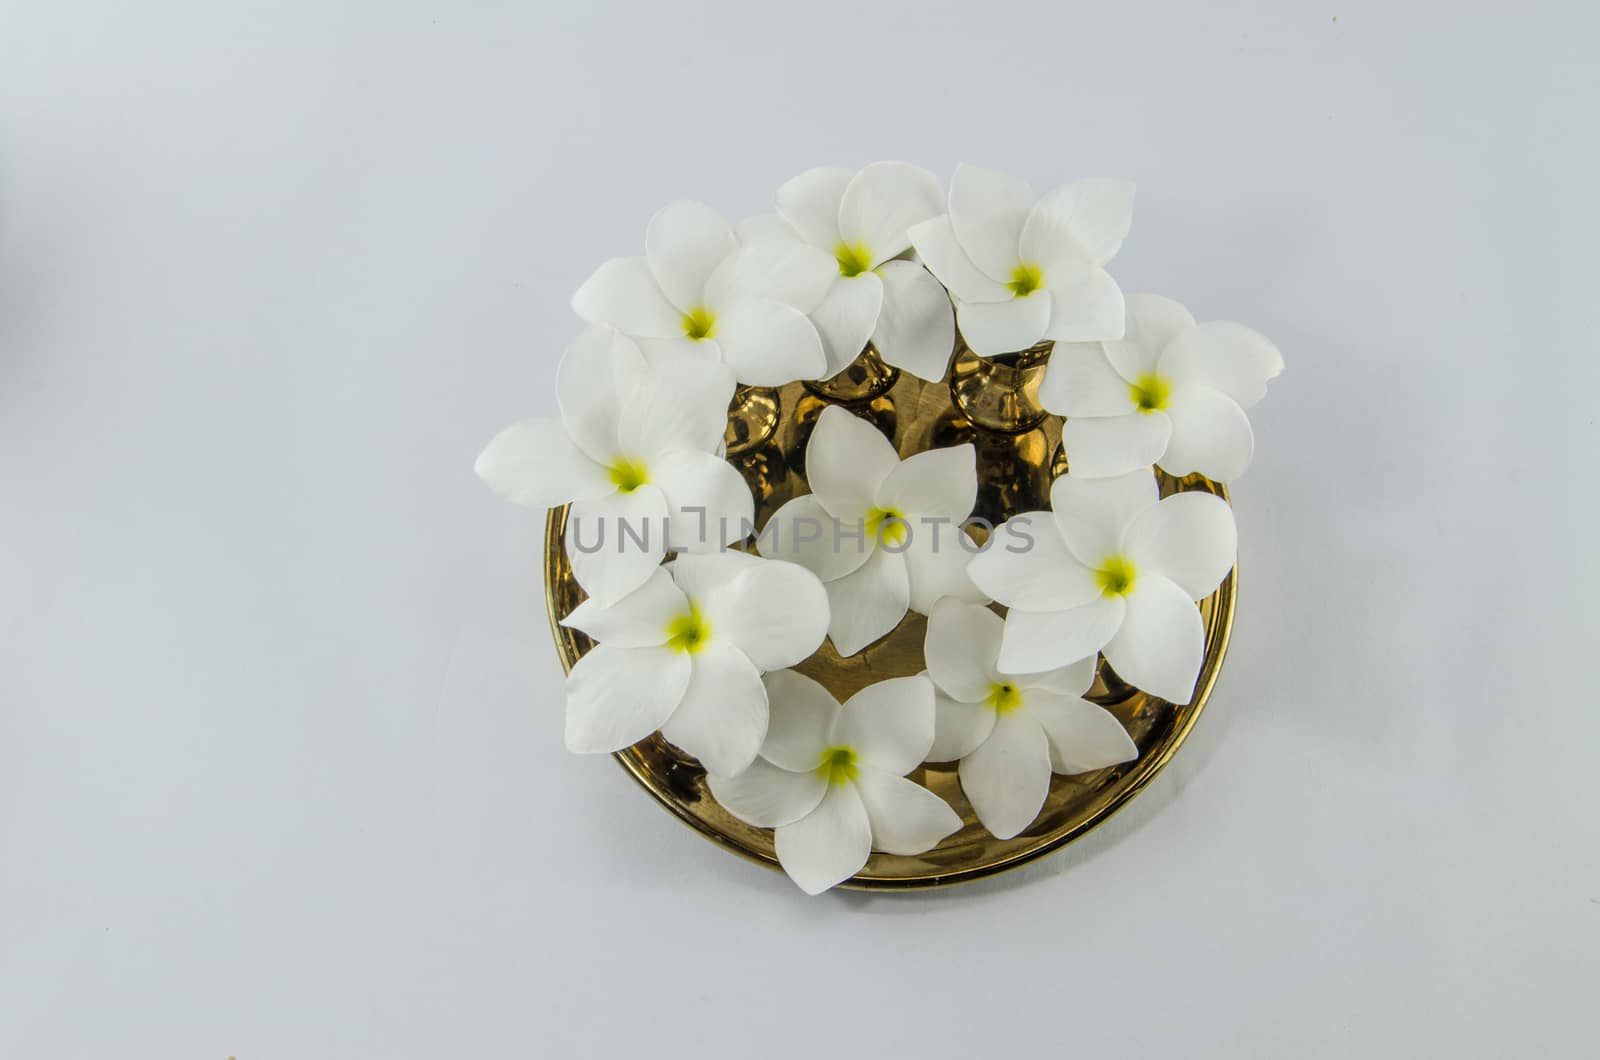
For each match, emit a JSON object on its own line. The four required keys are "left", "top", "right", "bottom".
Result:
{"left": 864, "top": 506, "right": 909, "bottom": 547}
{"left": 664, "top": 605, "right": 711, "bottom": 654}
{"left": 608, "top": 457, "right": 650, "bottom": 493}
{"left": 1096, "top": 555, "right": 1138, "bottom": 597}
{"left": 1007, "top": 262, "right": 1044, "bottom": 297}
{"left": 834, "top": 241, "right": 875, "bottom": 278}
{"left": 1129, "top": 373, "right": 1172, "bottom": 413}
{"left": 681, "top": 305, "right": 717, "bottom": 340}
{"left": 986, "top": 682, "right": 1025, "bottom": 714}
{"left": 817, "top": 745, "right": 860, "bottom": 786}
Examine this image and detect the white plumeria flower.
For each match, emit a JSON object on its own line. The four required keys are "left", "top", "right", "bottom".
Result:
{"left": 559, "top": 551, "right": 828, "bottom": 777}
{"left": 571, "top": 200, "right": 838, "bottom": 386}
{"left": 739, "top": 161, "right": 956, "bottom": 381}
{"left": 760, "top": 405, "right": 988, "bottom": 656}
{"left": 1041, "top": 293, "right": 1285, "bottom": 481}
{"left": 923, "top": 599, "right": 1136, "bottom": 839}
{"left": 475, "top": 325, "right": 754, "bottom": 606}
{"left": 967, "top": 470, "right": 1236, "bottom": 704}
{"left": 907, "top": 164, "right": 1134, "bottom": 358}
{"left": 707, "top": 670, "right": 960, "bottom": 895}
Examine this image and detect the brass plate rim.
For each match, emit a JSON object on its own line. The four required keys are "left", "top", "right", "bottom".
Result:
{"left": 541, "top": 494, "right": 1235, "bottom": 893}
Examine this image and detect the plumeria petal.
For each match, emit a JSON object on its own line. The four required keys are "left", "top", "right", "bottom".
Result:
{"left": 1042, "top": 266, "right": 1126, "bottom": 343}
{"left": 774, "top": 782, "right": 872, "bottom": 895}
{"left": 699, "top": 559, "right": 829, "bottom": 671}
{"left": 825, "top": 547, "right": 910, "bottom": 656}
{"left": 713, "top": 298, "right": 827, "bottom": 386}
{"left": 906, "top": 216, "right": 1011, "bottom": 303}
{"left": 1059, "top": 412, "right": 1173, "bottom": 479}
{"left": 645, "top": 201, "right": 737, "bottom": 314}
{"left": 475, "top": 419, "right": 611, "bottom": 510}
{"left": 659, "top": 643, "right": 768, "bottom": 775}
{"left": 837, "top": 161, "right": 945, "bottom": 267}
{"left": 811, "top": 272, "right": 884, "bottom": 377}
{"left": 567, "top": 485, "right": 668, "bottom": 605}
{"left": 1059, "top": 179, "right": 1136, "bottom": 265}
{"left": 832, "top": 675, "right": 935, "bottom": 775}
{"left": 871, "top": 260, "right": 956, "bottom": 381}
{"left": 1158, "top": 321, "right": 1283, "bottom": 409}
{"left": 737, "top": 213, "right": 804, "bottom": 245}
{"left": 571, "top": 257, "right": 682, "bottom": 338}
{"left": 1121, "top": 491, "right": 1238, "bottom": 600}
{"left": 653, "top": 450, "right": 754, "bottom": 552}
{"left": 617, "top": 357, "right": 737, "bottom": 458}
{"left": 853, "top": 769, "right": 961, "bottom": 855}
{"left": 669, "top": 548, "right": 759, "bottom": 601}
{"left": 555, "top": 325, "right": 643, "bottom": 465}
{"left": 1030, "top": 693, "right": 1138, "bottom": 774}
{"left": 1103, "top": 293, "right": 1195, "bottom": 381}
{"left": 902, "top": 520, "right": 988, "bottom": 614}
{"left": 1037, "top": 341, "right": 1137, "bottom": 418}
{"left": 1159, "top": 385, "right": 1255, "bottom": 482}
{"left": 1049, "top": 470, "right": 1159, "bottom": 568}
{"left": 564, "top": 643, "right": 690, "bottom": 754}
{"left": 1014, "top": 654, "right": 1099, "bottom": 697}
{"left": 559, "top": 567, "right": 687, "bottom": 648}
{"left": 805, "top": 405, "right": 899, "bottom": 519}
{"left": 707, "top": 757, "right": 828, "bottom": 828}
{"left": 875, "top": 443, "right": 976, "bottom": 525}
{"left": 706, "top": 240, "right": 837, "bottom": 316}
{"left": 966, "top": 514, "right": 1103, "bottom": 611}
{"left": 776, "top": 167, "right": 853, "bottom": 249}
{"left": 959, "top": 709, "right": 1052, "bottom": 839}
{"left": 957, "top": 295, "right": 1052, "bottom": 357}
{"left": 948, "top": 163, "right": 1034, "bottom": 282}
{"left": 998, "top": 596, "right": 1126, "bottom": 675}
{"left": 930, "top": 691, "right": 997, "bottom": 762}
{"left": 759, "top": 669, "right": 840, "bottom": 772}
{"left": 1102, "top": 574, "right": 1205, "bottom": 703}
{"left": 1017, "top": 185, "right": 1090, "bottom": 277}
{"left": 635, "top": 335, "right": 723, "bottom": 367}
{"left": 759, "top": 494, "right": 876, "bottom": 582}
{"left": 925, "top": 599, "right": 1004, "bottom": 702}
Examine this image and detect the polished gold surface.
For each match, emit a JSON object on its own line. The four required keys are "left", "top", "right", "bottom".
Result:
{"left": 948, "top": 340, "right": 1053, "bottom": 433}
{"left": 803, "top": 345, "right": 902, "bottom": 403}
{"left": 544, "top": 358, "right": 1236, "bottom": 890}
{"left": 723, "top": 385, "right": 781, "bottom": 456}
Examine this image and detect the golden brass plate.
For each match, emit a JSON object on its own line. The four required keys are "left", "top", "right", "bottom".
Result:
{"left": 543, "top": 363, "right": 1235, "bottom": 890}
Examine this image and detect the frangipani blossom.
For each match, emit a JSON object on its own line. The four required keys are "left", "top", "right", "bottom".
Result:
{"left": 967, "top": 470, "right": 1236, "bottom": 704}
{"left": 741, "top": 162, "right": 955, "bottom": 381}
{"left": 560, "top": 552, "right": 828, "bottom": 776}
{"left": 571, "top": 200, "right": 837, "bottom": 386}
{"left": 708, "top": 670, "right": 960, "bottom": 895}
{"left": 907, "top": 164, "right": 1134, "bottom": 358}
{"left": 474, "top": 325, "right": 753, "bottom": 606}
{"left": 924, "top": 599, "right": 1136, "bottom": 839}
{"left": 761, "top": 405, "right": 988, "bottom": 656}
{"left": 1041, "top": 293, "right": 1284, "bottom": 481}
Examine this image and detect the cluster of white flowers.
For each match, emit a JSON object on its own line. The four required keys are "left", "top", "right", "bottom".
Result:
{"left": 477, "top": 162, "right": 1282, "bottom": 894}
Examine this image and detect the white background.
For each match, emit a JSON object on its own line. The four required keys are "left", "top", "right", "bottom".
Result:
{"left": 2, "top": 2, "right": 1596, "bottom": 1056}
